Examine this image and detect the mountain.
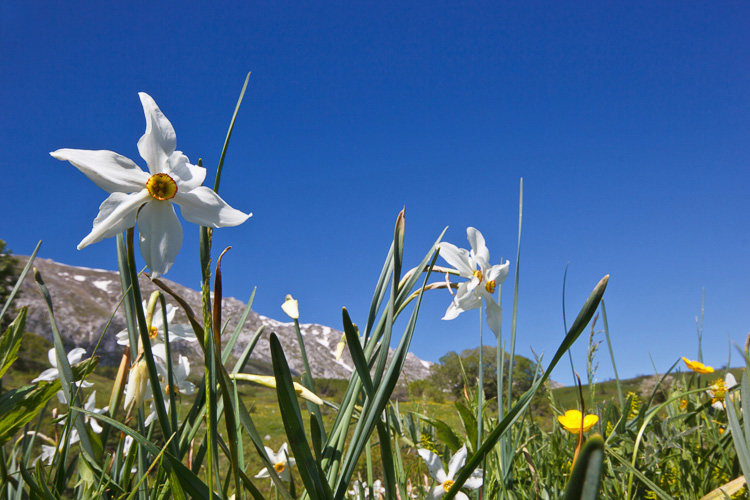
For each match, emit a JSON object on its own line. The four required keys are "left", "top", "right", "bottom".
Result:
{"left": 15, "top": 257, "right": 433, "bottom": 380}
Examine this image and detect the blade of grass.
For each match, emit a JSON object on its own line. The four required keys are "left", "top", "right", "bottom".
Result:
{"left": 270, "top": 334, "right": 331, "bottom": 499}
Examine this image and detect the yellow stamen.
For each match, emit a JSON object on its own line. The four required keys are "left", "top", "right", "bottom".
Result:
{"left": 443, "top": 479, "right": 454, "bottom": 493}
{"left": 473, "top": 270, "right": 483, "bottom": 281}
{"left": 274, "top": 462, "right": 285, "bottom": 473}
{"left": 165, "top": 384, "right": 180, "bottom": 395}
{"left": 149, "top": 326, "right": 159, "bottom": 339}
{"left": 146, "top": 173, "right": 178, "bottom": 201}
{"left": 485, "top": 280, "right": 496, "bottom": 294}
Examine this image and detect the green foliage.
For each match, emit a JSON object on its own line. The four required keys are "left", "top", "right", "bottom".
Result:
{"left": 0, "top": 240, "right": 21, "bottom": 331}
{"left": 430, "top": 346, "right": 537, "bottom": 403}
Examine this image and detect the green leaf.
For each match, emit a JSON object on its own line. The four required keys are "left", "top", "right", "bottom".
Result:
{"left": 454, "top": 402, "right": 478, "bottom": 451}
{"left": 342, "top": 307, "right": 374, "bottom": 398}
{"left": 0, "top": 381, "right": 60, "bottom": 445}
{"left": 563, "top": 434, "right": 604, "bottom": 500}
{"left": 0, "top": 306, "right": 26, "bottom": 379}
{"left": 270, "top": 334, "right": 331, "bottom": 499}
{"left": 412, "top": 413, "right": 463, "bottom": 452}
{"left": 33, "top": 268, "right": 97, "bottom": 462}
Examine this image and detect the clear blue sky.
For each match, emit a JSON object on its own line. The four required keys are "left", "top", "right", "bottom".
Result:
{"left": 2, "top": 1, "right": 748, "bottom": 386}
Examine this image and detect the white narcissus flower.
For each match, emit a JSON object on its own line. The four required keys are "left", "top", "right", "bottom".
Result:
{"left": 116, "top": 301, "right": 196, "bottom": 347}
{"left": 34, "top": 428, "right": 80, "bottom": 466}
{"left": 417, "top": 446, "right": 483, "bottom": 500}
{"left": 51, "top": 93, "right": 251, "bottom": 278}
{"left": 152, "top": 346, "right": 195, "bottom": 396}
{"left": 439, "top": 227, "right": 509, "bottom": 338}
{"left": 255, "top": 443, "right": 296, "bottom": 483}
{"left": 32, "top": 348, "right": 93, "bottom": 404}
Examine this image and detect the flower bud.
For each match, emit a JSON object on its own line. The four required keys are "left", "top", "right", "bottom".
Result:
{"left": 281, "top": 294, "right": 299, "bottom": 320}
{"left": 124, "top": 358, "right": 149, "bottom": 411}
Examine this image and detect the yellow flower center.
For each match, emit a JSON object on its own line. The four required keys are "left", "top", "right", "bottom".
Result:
{"left": 443, "top": 480, "right": 454, "bottom": 493}
{"left": 274, "top": 462, "right": 285, "bottom": 473}
{"left": 473, "top": 270, "right": 483, "bottom": 281}
{"left": 165, "top": 384, "right": 180, "bottom": 395}
{"left": 149, "top": 326, "right": 159, "bottom": 339}
{"left": 485, "top": 280, "right": 496, "bottom": 294}
{"left": 146, "top": 173, "right": 178, "bottom": 201}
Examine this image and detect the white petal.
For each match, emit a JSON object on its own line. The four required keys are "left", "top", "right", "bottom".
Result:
{"left": 467, "top": 228, "right": 489, "bottom": 270}
{"left": 726, "top": 373, "right": 738, "bottom": 388}
{"left": 278, "top": 442, "right": 289, "bottom": 461}
{"left": 116, "top": 329, "right": 130, "bottom": 346}
{"left": 174, "top": 187, "right": 251, "bottom": 228}
{"left": 264, "top": 446, "right": 276, "bottom": 462}
{"left": 427, "top": 485, "right": 446, "bottom": 500}
{"left": 137, "top": 93, "right": 176, "bottom": 174}
{"left": 418, "top": 448, "right": 445, "bottom": 481}
{"left": 447, "top": 446, "right": 467, "bottom": 480}
{"left": 151, "top": 343, "right": 167, "bottom": 361}
{"left": 463, "top": 468, "right": 484, "bottom": 489}
{"left": 486, "top": 261, "right": 510, "bottom": 284}
{"left": 255, "top": 467, "right": 270, "bottom": 479}
{"left": 166, "top": 324, "right": 196, "bottom": 342}
{"left": 85, "top": 391, "right": 97, "bottom": 411}
{"left": 67, "top": 348, "right": 87, "bottom": 364}
{"left": 137, "top": 200, "right": 183, "bottom": 278}
{"left": 438, "top": 242, "right": 474, "bottom": 277}
{"left": 51, "top": 149, "right": 149, "bottom": 193}
{"left": 47, "top": 348, "right": 57, "bottom": 368}
{"left": 454, "top": 492, "right": 470, "bottom": 500}
{"left": 56, "top": 390, "right": 68, "bottom": 404}
{"left": 78, "top": 191, "right": 151, "bottom": 249}
{"left": 442, "top": 300, "right": 464, "bottom": 321}
{"left": 178, "top": 379, "right": 196, "bottom": 396}
{"left": 164, "top": 304, "right": 177, "bottom": 324}
{"left": 167, "top": 151, "right": 206, "bottom": 191}
{"left": 484, "top": 297, "right": 503, "bottom": 339}
{"left": 454, "top": 289, "right": 482, "bottom": 312}
{"left": 90, "top": 418, "right": 103, "bottom": 434}
{"left": 32, "top": 368, "right": 59, "bottom": 383}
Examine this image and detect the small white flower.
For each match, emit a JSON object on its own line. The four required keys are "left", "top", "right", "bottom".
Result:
{"left": 33, "top": 348, "right": 93, "bottom": 404}
{"left": 153, "top": 347, "right": 195, "bottom": 396}
{"left": 439, "top": 228, "right": 509, "bottom": 338}
{"left": 51, "top": 93, "right": 251, "bottom": 278}
{"left": 116, "top": 301, "right": 195, "bottom": 347}
{"left": 417, "top": 446, "right": 483, "bottom": 500}
{"left": 34, "top": 428, "right": 80, "bottom": 466}
{"left": 255, "top": 443, "right": 296, "bottom": 483}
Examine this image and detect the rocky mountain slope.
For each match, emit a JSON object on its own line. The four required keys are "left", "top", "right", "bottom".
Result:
{"left": 15, "top": 257, "right": 433, "bottom": 380}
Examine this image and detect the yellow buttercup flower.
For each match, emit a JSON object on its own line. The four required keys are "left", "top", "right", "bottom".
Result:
{"left": 558, "top": 410, "right": 598, "bottom": 434}
{"left": 682, "top": 357, "right": 714, "bottom": 374}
